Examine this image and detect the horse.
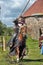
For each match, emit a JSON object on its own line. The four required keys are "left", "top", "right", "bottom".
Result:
{"left": 9, "top": 25, "right": 27, "bottom": 62}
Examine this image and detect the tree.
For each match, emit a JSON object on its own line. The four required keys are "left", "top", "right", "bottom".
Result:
{"left": 7, "top": 27, "right": 14, "bottom": 36}
{"left": 0, "top": 21, "right": 4, "bottom": 35}
{"left": 0, "top": 21, "right": 14, "bottom": 36}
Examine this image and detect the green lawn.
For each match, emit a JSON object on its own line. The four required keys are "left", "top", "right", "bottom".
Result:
{"left": 0, "top": 37, "right": 43, "bottom": 65}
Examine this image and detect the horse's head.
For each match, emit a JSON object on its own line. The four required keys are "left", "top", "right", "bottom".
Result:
{"left": 20, "top": 25, "right": 27, "bottom": 36}
{"left": 18, "top": 25, "right": 27, "bottom": 41}
{"left": 18, "top": 33, "right": 23, "bottom": 41}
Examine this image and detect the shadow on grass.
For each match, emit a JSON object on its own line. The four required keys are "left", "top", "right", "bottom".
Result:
{"left": 22, "top": 59, "right": 43, "bottom": 62}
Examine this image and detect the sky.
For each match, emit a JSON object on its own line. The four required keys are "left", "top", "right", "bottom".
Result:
{"left": 0, "top": 0, "right": 36, "bottom": 27}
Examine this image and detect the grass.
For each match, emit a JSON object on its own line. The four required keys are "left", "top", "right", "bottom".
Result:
{"left": 0, "top": 37, "right": 43, "bottom": 65}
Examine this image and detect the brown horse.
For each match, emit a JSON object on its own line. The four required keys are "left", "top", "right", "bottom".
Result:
{"left": 9, "top": 25, "right": 27, "bottom": 62}
{"left": 16, "top": 25, "right": 27, "bottom": 62}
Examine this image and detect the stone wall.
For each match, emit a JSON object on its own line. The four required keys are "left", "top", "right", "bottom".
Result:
{"left": 25, "top": 16, "right": 43, "bottom": 39}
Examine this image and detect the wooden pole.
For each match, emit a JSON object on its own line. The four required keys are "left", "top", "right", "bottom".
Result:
{"left": 3, "top": 36, "right": 6, "bottom": 51}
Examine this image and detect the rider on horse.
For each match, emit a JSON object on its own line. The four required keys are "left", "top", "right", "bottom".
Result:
{"left": 9, "top": 19, "right": 19, "bottom": 54}
{"left": 9, "top": 16, "right": 27, "bottom": 62}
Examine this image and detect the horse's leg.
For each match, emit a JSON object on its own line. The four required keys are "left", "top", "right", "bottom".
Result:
{"left": 19, "top": 46, "right": 23, "bottom": 59}
{"left": 20, "top": 48, "right": 26, "bottom": 60}
{"left": 22, "top": 48, "right": 26, "bottom": 56}
{"left": 16, "top": 47, "right": 20, "bottom": 62}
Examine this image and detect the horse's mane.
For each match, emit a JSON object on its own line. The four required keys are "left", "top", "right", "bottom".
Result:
{"left": 18, "top": 32, "right": 23, "bottom": 41}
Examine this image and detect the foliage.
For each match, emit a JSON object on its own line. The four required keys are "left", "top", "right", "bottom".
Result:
{"left": 0, "top": 37, "right": 43, "bottom": 65}
{"left": 0, "top": 21, "right": 14, "bottom": 36}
